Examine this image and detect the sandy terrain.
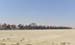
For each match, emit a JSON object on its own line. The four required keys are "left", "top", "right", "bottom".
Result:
{"left": 0, "top": 29, "right": 74, "bottom": 45}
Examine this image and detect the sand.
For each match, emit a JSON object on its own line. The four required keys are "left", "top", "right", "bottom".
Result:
{"left": 0, "top": 29, "right": 74, "bottom": 45}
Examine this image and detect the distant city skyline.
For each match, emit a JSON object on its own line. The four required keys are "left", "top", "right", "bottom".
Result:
{"left": 0, "top": 0, "right": 75, "bottom": 27}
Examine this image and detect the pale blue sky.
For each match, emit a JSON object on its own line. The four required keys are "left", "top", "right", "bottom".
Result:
{"left": 0, "top": 0, "right": 75, "bottom": 27}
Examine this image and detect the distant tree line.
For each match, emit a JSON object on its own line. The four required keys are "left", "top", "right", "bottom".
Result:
{"left": 0, "top": 23, "right": 72, "bottom": 30}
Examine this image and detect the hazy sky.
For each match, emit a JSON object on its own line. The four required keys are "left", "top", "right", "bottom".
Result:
{"left": 0, "top": 0, "right": 75, "bottom": 27}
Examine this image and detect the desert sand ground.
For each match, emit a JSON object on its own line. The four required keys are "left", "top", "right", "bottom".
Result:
{"left": 0, "top": 29, "right": 74, "bottom": 45}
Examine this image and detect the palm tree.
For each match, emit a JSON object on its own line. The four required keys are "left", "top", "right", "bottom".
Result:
{"left": 18, "top": 24, "right": 24, "bottom": 29}
{"left": 6, "top": 24, "right": 11, "bottom": 30}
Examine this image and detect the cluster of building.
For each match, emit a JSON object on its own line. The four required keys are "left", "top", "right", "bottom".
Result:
{"left": 0, "top": 23, "right": 72, "bottom": 30}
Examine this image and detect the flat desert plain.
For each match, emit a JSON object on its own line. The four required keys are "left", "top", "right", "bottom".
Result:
{"left": 0, "top": 29, "right": 74, "bottom": 45}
